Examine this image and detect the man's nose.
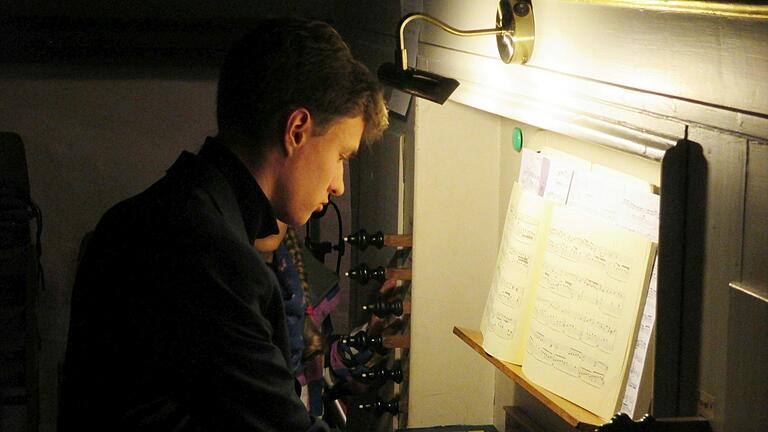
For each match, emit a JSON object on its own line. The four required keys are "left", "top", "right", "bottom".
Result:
{"left": 329, "top": 163, "right": 345, "bottom": 196}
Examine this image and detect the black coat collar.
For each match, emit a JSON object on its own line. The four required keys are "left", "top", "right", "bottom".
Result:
{"left": 166, "top": 137, "right": 279, "bottom": 244}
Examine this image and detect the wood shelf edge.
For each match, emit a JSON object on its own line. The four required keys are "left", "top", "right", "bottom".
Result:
{"left": 453, "top": 326, "right": 605, "bottom": 429}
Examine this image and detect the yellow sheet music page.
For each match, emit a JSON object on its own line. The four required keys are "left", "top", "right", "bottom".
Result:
{"left": 521, "top": 204, "right": 656, "bottom": 420}
{"left": 480, "top": 182, "right": 553, "bottom": 364}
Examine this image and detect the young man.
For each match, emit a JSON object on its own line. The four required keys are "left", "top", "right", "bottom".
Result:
{"left": 61, "top": 18, "right": 388, "bottom": 431}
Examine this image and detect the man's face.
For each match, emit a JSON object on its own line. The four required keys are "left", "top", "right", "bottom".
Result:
{"left": 275, "top": 114, "right": 363, "bottom": 226}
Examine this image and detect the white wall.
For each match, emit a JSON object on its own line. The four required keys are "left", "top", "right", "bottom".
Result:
{"left": 410, "top": 99, "right": 501, "bottom": 426}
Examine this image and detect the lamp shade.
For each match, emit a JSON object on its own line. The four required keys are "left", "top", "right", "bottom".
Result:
{"left": 378, "top": 62, "right": 460, "bottom": 105}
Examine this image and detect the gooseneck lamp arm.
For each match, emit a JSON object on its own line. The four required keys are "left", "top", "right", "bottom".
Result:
{"left": 396, "top": 13, "right": 507, "bottom": 70}
{"left": 379, "top": 1, "right": 534, "bottom": 105}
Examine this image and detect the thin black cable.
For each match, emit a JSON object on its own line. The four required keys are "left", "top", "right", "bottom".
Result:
{"left": 304, "top": 199, "right": 346, "bottom": 275}
{"left": 327, "top": 200, "right": 344, "bottom": 275}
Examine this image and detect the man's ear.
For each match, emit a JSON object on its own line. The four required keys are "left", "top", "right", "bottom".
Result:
{"left": 283, "top": 108, "right": 312, "bottom": 156}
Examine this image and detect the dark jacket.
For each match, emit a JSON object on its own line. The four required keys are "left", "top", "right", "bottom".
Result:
{"left": 61, "top": 139, "right": 328, "bottom": 431}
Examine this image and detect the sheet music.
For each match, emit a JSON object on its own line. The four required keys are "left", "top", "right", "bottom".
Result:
{"left": 481, "top": 183, "right": 553, "bottom": 364}
{"left": 566, "top": 167, "right": 660, "bottom": 417}
{"left": 620, "top": 258, "right": 657, "bottom": 417}
{"left": 522, "top": 205, "right": 656, "bottom": 420}
{"left": 615, "top": 188, "right": 659, "bottom": 418}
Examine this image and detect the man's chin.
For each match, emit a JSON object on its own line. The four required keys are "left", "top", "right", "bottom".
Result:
{"left": 310, "top": 203, "right": 330, "bottom": 219}
{"left": 278, "top": 207, "right": 321, "bottom": 226}
{"left": 275, "top": 211, "right": 303, "bottom": 228}
{"left": 300, "top": 209, "right": 319, "bottom": 225}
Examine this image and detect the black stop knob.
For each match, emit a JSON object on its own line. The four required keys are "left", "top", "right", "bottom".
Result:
{"left": 363, "top": 300, "right": 404, "bottom": 318}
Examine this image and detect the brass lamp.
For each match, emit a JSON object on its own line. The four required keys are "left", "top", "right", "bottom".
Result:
{"left": 378, "top": 0, "right": 535, "bottom": 105}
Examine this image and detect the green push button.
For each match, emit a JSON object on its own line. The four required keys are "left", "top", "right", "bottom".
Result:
{"left": 513, "top": 127, "right": 523, "bottom": 152}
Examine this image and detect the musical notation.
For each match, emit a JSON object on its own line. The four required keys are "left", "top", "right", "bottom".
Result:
{"left": 547, "top": 228, "right": 633, "bottom": 282}
{"left": 511, "top": 213, "right": 539, "bottom": 244}
{"left": 531, "top": 298, "right": 618, "bottom": 354}
{"left": 494, "top": 277, "right": 524, "bottom": 308}
{"left": 540, "top": 265, "right": 626, "bottom": 317}
{"left": 526, "top": 331, "right": 609, "bottom": 389}
{"left": 488, "top": 310, "right": 517, "bottom": 339}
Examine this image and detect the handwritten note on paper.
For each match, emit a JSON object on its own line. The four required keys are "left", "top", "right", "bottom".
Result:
{"left": 521, "top": 204, "right": 656, "bottom": 420}
{"left": 518, "top": 148, "right": 545, "bottom": 195}
{"left": 617, "top": 190, "right": 660, "bottom": 242}
{"left": 568, "top": 169, "right": 625, "bottom": 223}
{"left": 541, "top": 157, "right": 575, "bottom": 204}
{"left": 592, "top": 164, "right": 652, "bottom": 194}
{"left": 540, "top": 147, "right": 591, "bottom": 204}
{"left": 481, "top": 183, "right": 553, "bottom": 364}
{"left": 541, "top": 147, "right": 593, "bottom": 173}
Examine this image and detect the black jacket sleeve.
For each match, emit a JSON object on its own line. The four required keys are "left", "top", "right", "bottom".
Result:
{"left": 64, "top": 200, "right": 328, "bottom": 431}
{"left": 146, "top": 218, "right": 328, "bottom": 432}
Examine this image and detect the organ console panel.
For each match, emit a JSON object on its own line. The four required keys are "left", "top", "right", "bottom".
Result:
{"left": 345, "top": 263, "right": 412, "bottom": 285}
{"left": 345, "top": 229, "right": 413, "bottom": 250}
{"left": 363, "top": 300, "right": 411, "bottom": 318}
{"left": 344, "top": 226, "right": 412, "bottom": 431}
{"left": 358, "top": 397, "right": 402, "bottom": 416}
{"left": 353, "top": 365, "right": 404, "bottom": 384}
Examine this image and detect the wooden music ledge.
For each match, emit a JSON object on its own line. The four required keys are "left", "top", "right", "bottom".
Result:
{"left": 453, "top": 326, "right": 605, "bottom": 430}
